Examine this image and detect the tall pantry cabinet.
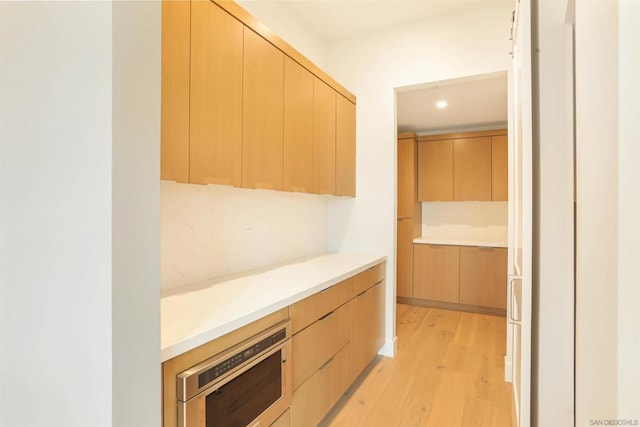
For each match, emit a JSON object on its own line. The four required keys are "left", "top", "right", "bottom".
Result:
{"left": 396, "top": 132, "right": 422, "bottom": 298}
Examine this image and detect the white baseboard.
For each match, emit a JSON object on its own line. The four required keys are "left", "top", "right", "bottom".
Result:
{"left": 504, "top": 355, "right": 513, "bottom": 382}
{"left": 378, "top": 336, "right": 397, "bottom": 357}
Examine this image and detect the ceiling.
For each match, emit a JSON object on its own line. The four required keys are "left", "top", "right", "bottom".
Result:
{"left": 241, "top": 1, "right": 511, "bottom": 133}
{"left": 278, "top": 1, "right": 491, "bottom": 42}
{"left": 396, "top": 74, "right": 508, "bottom": 134}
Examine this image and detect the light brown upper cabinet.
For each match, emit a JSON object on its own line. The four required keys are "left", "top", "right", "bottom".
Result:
{"left": 312, "top": 78, "right": 336, "bottom": 194}
{"left": 242, "top": 28, "right": 285, "bottom": 191}
{"left": 491, "top": 135, "right": 508, "bottom": 201}
{"left": 161, "top": 0, "right": 190, "bottom": 183}
{"left": 459, "top": 246, "right": 507, "bottom": 309}
{"left": 417, "top": 130, "right": 507, "bottom": 202}
{"left": 418, "top": 139, "right": 454, "bottom": 201}
{"left": 161, "top": 0, "right": 356, "bottom": 196}
{"left": 189, "top": 0, "right": 243, "bottom": 186}
{"left": 283, "top": 57, "right": 314, "bottom": 193}
{"left": 335, "top": 95, "right": 356, "bottom": 197}
{"left": 453, "top": 137, "right": 492, "bottom": 201}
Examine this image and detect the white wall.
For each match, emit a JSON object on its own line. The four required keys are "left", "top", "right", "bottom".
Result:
{"left": 112, "top": 1, "right": 161, "bottom": 425}
{"left": 236, "top": 0, "right": 327, "bottom": 69}
{"left": 421, "top": 202, "right": 508, "bottom": 243}
{"left": 323, "top": 4, "right": 513, "bottom": 355}
{"left": 531, "top": 0, "right": 575, "bottom": 425}
{"left": 575, "top": 0, "right": 620, "bottom": 423}
{"left": 0, "top": 2, "right": 160, "bottom": 426}
{"left": 617, "top": 0, "right": 640, "bottom": 419}
{"left": 162, "top": 183, "right": 328, "bottom": 291}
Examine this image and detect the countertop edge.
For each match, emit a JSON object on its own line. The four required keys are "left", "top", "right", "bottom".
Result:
{"left": 161, "top": 254, "right": 386, "bottom": 362}
{"left": 413, "top": 237, "right": 508, "bottom": 248}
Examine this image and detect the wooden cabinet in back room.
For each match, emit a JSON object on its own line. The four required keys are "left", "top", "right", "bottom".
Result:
{"left": 418, "top": 139, "right": 454, "bottom": 201}
{"left": 459, "top": 246, "right": 508, "bottom": 309}
{"left": 453, "top": 136, "right": 492, "bottom": 201}
{"left": 413, "top": 244, "right": 460, "bottom": 303}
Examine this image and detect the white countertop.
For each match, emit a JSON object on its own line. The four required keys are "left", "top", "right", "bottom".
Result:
{"left": 161, "top": 252, "right": 386, "bottom": 362}
{"left": 413, "top": 236, "right": 508, "bottom": 248}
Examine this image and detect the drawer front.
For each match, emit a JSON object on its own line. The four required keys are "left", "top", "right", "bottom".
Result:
{"left": 290, "top": 277, "right": 352, "bottom": 334}
{"left": 292, "top": 302, "right": 350, "bottom": 390}
{"left": 270, "top": 408, "right": 290, "bottom": 427}
{"left": 291, "top": 342, "right": 351, "bottom": 427}
{"left": 353, "top": 262, "right": 385, "bottom": 296}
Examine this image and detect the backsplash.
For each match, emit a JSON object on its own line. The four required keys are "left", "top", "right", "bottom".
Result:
{"left": 421, "top": 201, "right": 508, "bottom": 241}
{"left": 161, "top": 182, "right": 328, "bottom": 290}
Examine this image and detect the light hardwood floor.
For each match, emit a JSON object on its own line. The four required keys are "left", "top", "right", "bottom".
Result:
{"left": 322, "top": 304, "right": 513, "bottom": 427}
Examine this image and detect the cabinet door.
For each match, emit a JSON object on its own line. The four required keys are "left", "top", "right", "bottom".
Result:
{"left": 242, "top": 28, "right": 284, "bottom": 190}
{"left": 453, "top": 137, "right": 492, "bottom": 200}
{"left": 413, "top": 244, "right": 459, "bottom": 303}
{"left": 397, "top": 219, "right": 414, "bottom": 298}
{"left": 418, "top": 140, "right": 453, "bottom": 201}
{"left": 161, "top": 0, "right": 190, "bottom": 183}
{"left": 351, "top": 280, "right": 385, "bottom": 382}
{"left": 492, "top": 135, "right": 508, "bottom": 201}
{"left": 283, "top": 57, "right": 313, "bottom": 193}
{"left": 398, "top": 137, "right": 417, "bottom": 218}
{"left": 312, "top": 77, "right": 336, "bottom": 194}
{"left": 335, "top": 94, "right": 356, "bottom": 196}
{"left": 189, "top": 0, "right": 243, "bottom": 186}
{"left": 459, "top": 247, "right": 508, "bottom": 309}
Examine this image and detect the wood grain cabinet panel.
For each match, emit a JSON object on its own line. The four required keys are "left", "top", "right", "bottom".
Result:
{"left": 351, "top": 281, "right": 385, "bottom": 382}
{"left": 352, "top": 262, "right": 385, "bottom": 296}
{"left": 291, "top": 302, "right": 350, "bottom": 391}
{"left": 418, "top": 140, "right": 454, "bottom": 201}
{"left": 335, "top": 95, "right": 356, "bottom": 197}
{"left": 459, "top": 247, "right": 508, "bottom": 309}
{"left": 189, "top": 0, "right": 243, "bottom": 186}
{"left": 453, "top": 137, "right": 492, "bottom": 201}
{"left": 242, "top": 28, "right": 284, "bottom": 190}
{"left": 161, "top": 0, "right": 190, "bottom": 183}
{"left": 492, "top": 135, "right": 508, "bottom": 201}
{"left": 291, "top": 343, "right": 351, "bottom": 427}
{"left": 283, "top": 57, "right": 313, "bottom": 193}
{"left": 398, "top": 136, "right": 418, "bottom": 218}
{"left": 312, "top": 77, "right": 337, "bottom": 194}
{"left": 397, "top": 219, "right": 414, "bottom": 298}
{"left": 271, "top": 409, "right": 290, "bottom": 427}
{"left": 413, "top": 244, "right": 460, "bottom": 303}
{"left": 290, "top": 278, "right": 352, "bottom": 334}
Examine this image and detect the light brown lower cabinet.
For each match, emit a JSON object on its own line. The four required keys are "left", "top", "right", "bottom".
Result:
{"left": 291, "top": 302, "right": 350, "bottom": 390}
{"left": 409, "top": 244, "right": 507, "bottom": 314}
{"left": 459, "top": 246, "right": 508, "bottom": 309}
{"left": 351, "top": 281, "right": 385, "bottom": 382}
{"left": 413, "top": 244, "right": 460, "bottom": 303}
{"left": 291, "top": 343, "right": 351, "bottom": 427}
{"left": 396, "top": 219, "right": 414, "bottom": 298}
{"left": 271, "top": 409, "right": 290, "bottom": 427}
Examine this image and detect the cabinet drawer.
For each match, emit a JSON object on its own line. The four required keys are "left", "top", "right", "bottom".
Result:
{"left": 291, "top": 342, "right": 351, "bottom": 427}
{"left": 271, "top": 408, "right": 290, "bottom": 427}
{"left": 292, "top": 302, "right": 350, "bottom": 390}
{"left": 353, "top": 262, "right": 385, "bottom": 296}
{"left": 290, "top": 278, "right": 352, "bottom": 334}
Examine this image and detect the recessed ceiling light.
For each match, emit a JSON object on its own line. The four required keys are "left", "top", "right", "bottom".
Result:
{"left": 436, "top": 100, "right": 448, "bottom": 109}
